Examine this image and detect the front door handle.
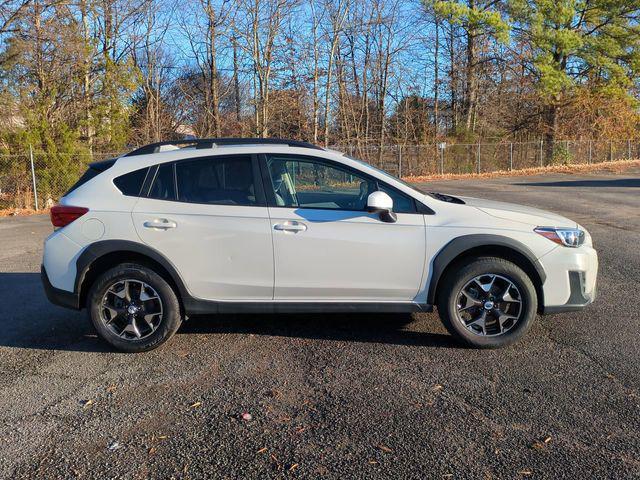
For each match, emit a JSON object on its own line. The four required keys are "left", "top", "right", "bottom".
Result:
{"left": 143, "top": 219, "right": 177, "bottom": 230}
{"left": 274, "top": 221, "right": 307, "bottom": 233}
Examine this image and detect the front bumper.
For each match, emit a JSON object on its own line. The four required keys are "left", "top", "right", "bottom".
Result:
{"left": 542, "top": 270, "right": 596, "bottom": 314}
{"left": 41, "top": 265, "right": 80, "bottom": 310}
{"left": 539, "top": 244, "right": 598, "bottom": 314}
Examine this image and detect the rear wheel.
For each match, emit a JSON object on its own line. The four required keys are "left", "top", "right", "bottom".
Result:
{"left": 87, "top": 263, "right": 182, "bottom": 352}
{"left": 437, "top": 257, "right": 537, "bottom": 348}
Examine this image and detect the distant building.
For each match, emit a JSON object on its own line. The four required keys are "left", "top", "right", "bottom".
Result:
{"left": 175, "top": 124, "right": 196, "bottom": 139}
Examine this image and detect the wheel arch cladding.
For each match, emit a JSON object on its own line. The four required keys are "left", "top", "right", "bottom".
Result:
{"left": 428, "top": 234, "right": 546, "bottom": 310}
{"left": 76, "top": 240, "right": 188, "bottom": 310}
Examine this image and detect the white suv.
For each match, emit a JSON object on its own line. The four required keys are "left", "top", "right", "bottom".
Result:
{"left": 41, "top": 138, "right": 598, "bottom": 352}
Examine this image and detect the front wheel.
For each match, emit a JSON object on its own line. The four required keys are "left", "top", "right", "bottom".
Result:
{"left": 87, "top": 263, "right": 182, "bottom": 352}
{"left": 437, "top": 257, "right": 538, "bottom": 348}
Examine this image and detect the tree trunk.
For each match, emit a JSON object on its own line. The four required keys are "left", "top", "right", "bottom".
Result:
{"left": 433, "top": 17, "right": 439, "bottom": 138}
{"left": 207, "top": 1, "right": 220, "bottom": 137}
{"left": 232, "top": 34, "right": 241, "bottom": 123}
{"left": 464, "top": 2, "right": 477, "bottom": 132}
{"left": 543, "top": 103, "right": 558, "bottom": 165}
{"left": 448, "top": 23, "right": 457, "bottom": 133}
{"left": 33, "top": 0, "right": 44, "bottom": 93}
{"left": 323, "top": 40, "right": 337, "bottom": 147}
{"left": 323, "top": 0, "right": 348, "bottom": 148}
{"left": 310, "top": 1, "right": 320, "bottom": 143}
{"left": 80, "top": 0, "right": 93, "bottom": 153}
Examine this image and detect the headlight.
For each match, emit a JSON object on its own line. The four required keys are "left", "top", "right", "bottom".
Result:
{"left": 534, "top": 227, "right": 585, "bottom": 247}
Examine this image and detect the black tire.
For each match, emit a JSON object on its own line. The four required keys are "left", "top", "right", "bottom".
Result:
{"left": 436, "top": 257, "right": 537, "bottom": 348}
{"left": 87, "top": 263, "right": 182, "bottom": 352}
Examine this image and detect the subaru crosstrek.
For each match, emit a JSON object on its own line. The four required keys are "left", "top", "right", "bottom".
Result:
{"left": 41, "top": 138, "right": 598, "bottom": 352}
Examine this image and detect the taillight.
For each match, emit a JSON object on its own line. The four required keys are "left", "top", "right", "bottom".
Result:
{"left": 50, "top": 205, "right": 89, "bottom": 228}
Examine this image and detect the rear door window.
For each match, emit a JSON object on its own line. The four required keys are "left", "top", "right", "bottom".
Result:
{"left": 175, "top": 155, "right": 258, "bottom": 206}
{"left": 148, "top": 163, "right": 176, "bottom": 201}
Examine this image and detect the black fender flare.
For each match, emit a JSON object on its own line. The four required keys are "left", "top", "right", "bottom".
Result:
{"left": 426, "top": 234, "right": 547, "bottom": 305}
{"left": 75, "top": 240, "right": 190, "bottom": 300}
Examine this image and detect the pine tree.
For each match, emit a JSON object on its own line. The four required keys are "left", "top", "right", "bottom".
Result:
{"left": 508, "top": 0, "right": 640, "bottom": 163}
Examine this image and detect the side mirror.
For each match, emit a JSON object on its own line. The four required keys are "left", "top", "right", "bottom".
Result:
{"left": 367, "top": 191, "right": 397, "bottom": 223}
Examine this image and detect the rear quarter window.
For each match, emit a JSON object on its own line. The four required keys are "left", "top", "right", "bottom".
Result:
{"left": 113, "top": 168, "right": 149, "bottom": 197}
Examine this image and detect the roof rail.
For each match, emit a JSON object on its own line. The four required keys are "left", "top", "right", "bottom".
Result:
{"left": 123, "top": 137, "right": 324, "bottom": 157}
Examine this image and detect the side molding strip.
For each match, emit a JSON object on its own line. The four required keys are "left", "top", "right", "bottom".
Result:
{"left": 75, "top": 240, "right": 434, "bottom": 315}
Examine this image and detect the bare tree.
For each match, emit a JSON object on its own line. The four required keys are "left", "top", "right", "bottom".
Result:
{"left": 131, "top": 0, "right": 177, "bottom": 143}
{"left": 321, "top": 0, "right": 349, "bottom": 146}
{"left": 235, "top": 0, "right": 296, "bottom": 137}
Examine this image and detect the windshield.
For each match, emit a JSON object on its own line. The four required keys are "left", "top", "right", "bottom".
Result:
{"left": 344, "top": 155, "right": 427, "bottom": 194}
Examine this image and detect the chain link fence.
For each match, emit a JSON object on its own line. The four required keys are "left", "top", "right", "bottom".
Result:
{"left": 0, "top": 151, "right": 117, "bottom": 210}
{"left": 1, "top": 140, "right": 637, "bottom": 210}
{"left": 340, "top": 139, "right": 639, "bottom": 178}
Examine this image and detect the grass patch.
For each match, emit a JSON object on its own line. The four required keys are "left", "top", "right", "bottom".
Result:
{"left": 402, "top": 159, "right": 640, "bottom": 183}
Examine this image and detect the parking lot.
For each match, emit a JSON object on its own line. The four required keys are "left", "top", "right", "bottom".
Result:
{"left": 1, "top": 168, "right": 639, "bottom": 479}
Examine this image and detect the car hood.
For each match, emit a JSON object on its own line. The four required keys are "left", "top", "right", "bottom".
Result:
{"left": 457, "top": 196, "right": 577, "bottom": 228}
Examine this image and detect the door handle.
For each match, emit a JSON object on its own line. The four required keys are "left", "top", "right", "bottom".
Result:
{"left": 143, "top": 219, "right": 177, "bottom": 230}
{"left": 274, "top": 221, "right": 307, "bottom": 233}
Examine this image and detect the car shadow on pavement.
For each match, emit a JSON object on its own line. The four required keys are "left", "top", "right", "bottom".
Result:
{"left": 0, "top": 273, "right": 112, "bottom": 353}
{"left": 519, "top": 178, "right": 640, "bottom": 188}
{"left": 0, "top": 272, "right": 456, "bottom": 352}
{"left": 180, "top": 313, "right": 457, "bottom": 349}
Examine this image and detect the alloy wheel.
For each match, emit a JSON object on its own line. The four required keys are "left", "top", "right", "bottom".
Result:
{"left": 455, "top": 274, "right": 523, "bottom": 336}
{"left": 100, "top": 279, "right": 163, "bottom": 340}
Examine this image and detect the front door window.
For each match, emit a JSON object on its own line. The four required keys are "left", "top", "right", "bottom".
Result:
{"left": 265, "top": 156, "right": 416, "bottom": 213}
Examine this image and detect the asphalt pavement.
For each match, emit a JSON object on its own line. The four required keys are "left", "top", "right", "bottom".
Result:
{"left": 0, "top": 168, "right": 638, "bottom": 479}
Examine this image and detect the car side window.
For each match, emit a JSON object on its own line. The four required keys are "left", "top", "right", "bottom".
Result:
{"left": 113, "top": 167, "right": 149, "bottom": 197}
{"left": 148, "top": 163, "right": 175, "bottom": 201}
{"left": 376, "top": 184, "right": 416, "bottom": 214}
{"left": 265, "top": 156, "right": 416, "bottom": 213}
{"left": 266, "top": 156, "right": 375, "bottom": 211}
{"left": 175, "top": 155, "right": 257, "bottom": 206}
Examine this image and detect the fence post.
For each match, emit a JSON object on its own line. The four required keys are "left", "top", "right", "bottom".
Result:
{"left": 588, "top": 140, "right": 592, "bottom": 163}
{"left": 609, "top": 140, "right": 613, "bottom": 161}
{"left": 509, "top": 142, "right": 513, "bottom": 171}
{"left": 29, "top": 144, "right": 39, "bottom": 211}
{"left": 628, "top": 139, "right": 631, "bottom": 160}
{"left": 397, "top": 145, "right": 402, "bottom": 178}
{"left": 477, "top": 142, "right": 481, "bottom": 174}
{"left": 539, "top": 139, "right": 543, "bottom": 167}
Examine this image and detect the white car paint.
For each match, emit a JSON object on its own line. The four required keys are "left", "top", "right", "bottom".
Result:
{"left": 132, "top": 198, "right": 274, "bottom": 300}
{"left": 43, "top": 143, "right": 598, "bottom": 313}
{"left": 268, "top": 207, "right": 426, "bottom": 301}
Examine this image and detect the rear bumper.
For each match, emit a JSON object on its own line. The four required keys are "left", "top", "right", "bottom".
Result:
{"left": 41, "top": 265, "right": 80, "bottom": 310}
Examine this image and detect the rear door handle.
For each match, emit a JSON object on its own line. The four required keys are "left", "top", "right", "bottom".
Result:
{"left": 143, "top": 219, "right": 177, "bottom": 230}
{"left": 274, "top": 221, "right": 307, "bottom": 233}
